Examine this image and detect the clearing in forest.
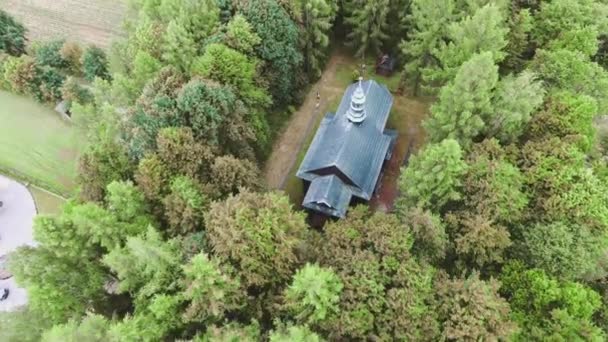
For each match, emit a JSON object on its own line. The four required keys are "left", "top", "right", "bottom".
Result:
{"left": 0, "top": 0, "right": 127, "bottom": 49}
{"left": 265, "top": 50, "right": 432, "bottom": 210}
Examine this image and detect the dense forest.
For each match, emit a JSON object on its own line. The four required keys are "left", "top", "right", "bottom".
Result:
{"left": 2, "top": 0, "right": 608, "bottom": 340}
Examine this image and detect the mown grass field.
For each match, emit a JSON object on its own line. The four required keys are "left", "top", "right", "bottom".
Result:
{"left": 0, "top": 91, "right": 84, "bottom": 199}
{"left": 0, "top": 0, "right": 128, "bottom": 49}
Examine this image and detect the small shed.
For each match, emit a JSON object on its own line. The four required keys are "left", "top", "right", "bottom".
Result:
{"left": 376, "top": 54, "right": 397, "bottom": 76}
{"left": 55, "top": 100, "right": 72, "bottom": 119}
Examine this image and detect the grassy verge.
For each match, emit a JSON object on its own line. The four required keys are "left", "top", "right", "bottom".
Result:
{"left": 0, "top": 91, "right": 84, "bottom": 197}
{"left": 28, "top": 186, "right": 66, "bottom": 215}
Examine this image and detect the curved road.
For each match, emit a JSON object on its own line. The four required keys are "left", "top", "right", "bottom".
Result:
{"left": 0, "top": 175, "right": 36, "bottom": 311}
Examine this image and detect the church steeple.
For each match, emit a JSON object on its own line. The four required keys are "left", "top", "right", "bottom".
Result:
{"left": 347, "top": 77, "right": 366, "bottom": 123}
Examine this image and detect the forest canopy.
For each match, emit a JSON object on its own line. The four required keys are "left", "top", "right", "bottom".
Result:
{"left": 2, "top": 0, "right": 608, "bottom": 341}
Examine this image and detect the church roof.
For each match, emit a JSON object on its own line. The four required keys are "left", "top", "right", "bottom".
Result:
{"left": 296, "top": 79, "right": 395, "bottom": 218}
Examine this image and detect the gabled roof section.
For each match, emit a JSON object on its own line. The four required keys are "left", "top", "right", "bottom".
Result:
{"left": 302, "top": 175, "right": 352, "bottom": 218}
{"left": 296, "top": 80, "right": 394, "bottom": 200}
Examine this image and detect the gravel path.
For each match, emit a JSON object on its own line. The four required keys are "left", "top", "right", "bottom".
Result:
{"left": 0, "top": 175, "right": 36, "bottom": 311}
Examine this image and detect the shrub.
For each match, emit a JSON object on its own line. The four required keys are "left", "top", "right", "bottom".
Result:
{"left": 81, "top": 46, "right": 110, "bottom": 81}
{"left": 34, "top": 40, "right": 68, "bottom": 69}
{"left": 0, "top": 10, "right": 27, "bottom": 56}
{"left": 60, "top": 41, "right": 83, "bottom": 74}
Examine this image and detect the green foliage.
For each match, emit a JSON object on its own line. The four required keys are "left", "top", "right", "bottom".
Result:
{"left": 426, "top": 52, "right": 544, "bottom": 145}
{"left": 301, "top": 0, "right": 335, "bottom": 78}
{"left": 526, "top": 91, "right": 597, "bottom": 153}
{"left": 400, "top": 0, "right": 456, "bottom": 94}
{"left": 519, "top": 221, "right": 605, "bottom": 281}
{"left": 37, "top": 66, "right": 66, "bottom": 103}
{"left": 155, "top": 126, "right": 214, "bottom": 178}
{"left": 34, "top": 40, "right": 68, "bottom": 69}
{"left": 487, "top": 70, "right": 544, "bottom": 143}
{"left": 0, "top": 10, "right": 27, "bottom": 56}
{"left": 224, "top": 14, "right": 261, "bottom": 54}
{"left": 425, "top": 3, "right": 508, "bottom": 84}
{"left": 162, "top": 20, "right": 197, "bottom": 72}
{"left": 81, "top": 46, "right": 110, "bottom": 82}
{"left": 244, "top": 0, "right": 303, "bottom": 106}
{"left": 61, "top": 76, "right": 92, "bottom": 106}
{"left": 398, "top": 206, "right": 448, "bottom": 263}
{"left": 397, "top": 139, "right": 467, "bottom": 212}
{"left": 269, "top": 324, "right": 324, "bottom": 342}
{"left": 532, "top": 48, "right": 608, "bottom": 109}
{"left": 108, "top": 294, "right": 182, "bottom": 341}
{"left": 435, "top": 272, "right": 516, "bottom": 341}
{"left": 463, "top": 139, "right": 528, "bottom": 223}
{"left": 2, "top": 55, "right": 40, "bottom": 95}
{"left": 174, "top": 0, "right": 220, "bottom": 44}
{"left": 181, "top": 253, "right": 244, "bottom": 323}
{"left": 0, "top": 307, "right": 49, "bottom": 342}
{"left": 501, "top": 262, "right": 605, "bottom": 340}
{"left": 8, "top": 246, "right": 106, "bottom": 324}
{"left": 503, "top": 7, "right": 533, "bottom": 72}
{"left": 210, "top": 155, "right": 263, "bottom": 196}
{"left": 205, "top": 190, "right": 308, "bottom": 291}
{"left": 284, "top": 263, "right": 343, "bottom": 324}
{"left": 176, "top": 78, "right": 240, "bottom": 143}
{"left": 77, "top": 132, "right": 133, "bottom": 202}
{"left": 318, "top": 207, "right": 439, "bottom": 340}
{"left": 199, "top": 321, "right": 261, "bottom": 341}
{"left": 103, "top": 227, "right": 183, "bottom": 300}
{"left": 518, "top": 138, "right": 608, "bottom": 231}
{"left": 192, "top": 43, "right": 270, "bottom": 108}
{"left": 60, "top": 41, "right": 83, "bottom": 74}
{"left": 531, "top": 0, "right": 608, "bottom": 49}
{"left": 42, "top": 314, "right": 111, "bottom": 342}
{"left": 163, "top": 175, "right": 207, "bottom": 235}
{"left": 548, "top": 26, "right": 599, "bottom": 58}
{"left": 344, "top": 0, "right": 389, "bottom": 58}
{"left": 424, "top": 52, "right": 498, "bottom": 146}
{"left": 105, "top": 180, "right": 150, "bottom": 226}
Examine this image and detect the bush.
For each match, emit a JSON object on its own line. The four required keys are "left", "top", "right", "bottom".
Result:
{"left": 33, "top": 40, "right": 68, "bottom": 69}
{"left": 81, "top": 46, "right": 110, "bottom": 81}
{"left": 61, "top": 77, "right": 92, "bottom": 106}
{"left": 2, "top": 55, "right": 39, "bottom": 95}
{"left": 37, "top": 66, "right": 65, "bottom": 103}
{"left": 0, "top": 10, "right": 27, "bottom": 56}
{"left": 60, "top": 41, "right": 83, "bottom": 74}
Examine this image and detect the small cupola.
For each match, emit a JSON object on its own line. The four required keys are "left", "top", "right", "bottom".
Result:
{"left": 347, "top": 77, "right": 366, "bottom": 123}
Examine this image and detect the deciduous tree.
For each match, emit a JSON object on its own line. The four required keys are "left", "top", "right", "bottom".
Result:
{"left": 205, "top": 190, "right": 308, "bottom": 292}
{"left": 435, "top": 272, "right": 516, "bottom": 341}
{"left": 284, "top": 263, "right": 343, "bottom": 325}
{"left": 424, "top": 52, "right": 498, "bottom": 146}
{"left": 396, "top": 139, "right": 467, "bottom": 212}
{"left": 0, "top": 10, "right": 26, "bottom": 56}
{"left": 81, "top": 46, "right": 110, "bottom": 81}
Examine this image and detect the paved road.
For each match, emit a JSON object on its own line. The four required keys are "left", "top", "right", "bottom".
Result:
{"left": 0, "top": 175, "right": 36, "bottom": 311}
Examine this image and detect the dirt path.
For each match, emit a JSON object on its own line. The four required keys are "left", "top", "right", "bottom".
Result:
{"left": 264, "top": 52, "right": 349, "bottom": 189}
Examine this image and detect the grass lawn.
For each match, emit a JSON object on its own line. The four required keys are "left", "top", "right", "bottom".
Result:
{"left": 0, "top": 91, "right": 84, "bottom": 197}
{"left": 283, "top": 57, "right": 432, "bottom": 207}
{"left": 28, "top": 186, "right": 65, "bottom": 215}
